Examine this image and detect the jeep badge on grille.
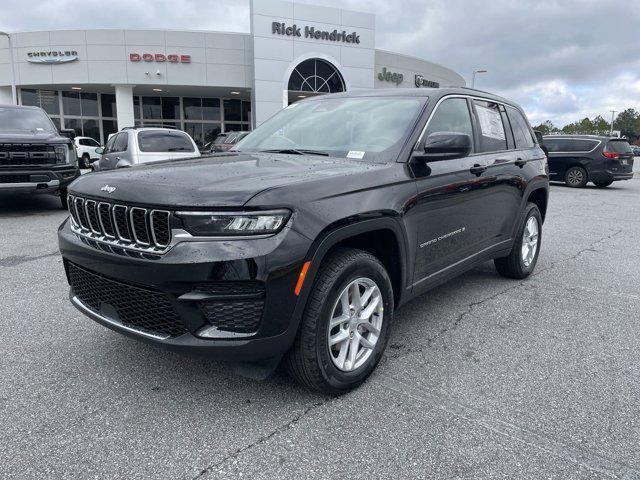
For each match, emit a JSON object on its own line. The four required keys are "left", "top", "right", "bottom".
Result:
{"left": 101, "top": 185, "right": 116, "bottom": 194}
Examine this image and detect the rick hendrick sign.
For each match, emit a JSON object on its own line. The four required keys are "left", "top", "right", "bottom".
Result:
{"left": 272, "top": 22, "right": 360, "bottom": 44}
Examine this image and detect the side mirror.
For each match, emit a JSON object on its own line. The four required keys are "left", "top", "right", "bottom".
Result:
{"left": 60, "top": 128, "right": 76, "bottom": 140}
{"left": 421, "top": 132, "right": 472, "bottom": 161}
{"left": 95, "top": 147, "right": 105, "bottom": 155}
{"left": 534, "top": 130, "right": 544, "bottom": 145}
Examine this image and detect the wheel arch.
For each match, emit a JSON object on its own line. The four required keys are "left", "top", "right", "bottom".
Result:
{"left": 298, "top": 216, "right": 410, "bottom": 310}
{"left": 525, "top": 186, "right": 549, "bottom": 223}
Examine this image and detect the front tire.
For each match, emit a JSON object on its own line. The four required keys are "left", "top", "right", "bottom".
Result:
{"left": 286, "top": 248, "right": 394, "bottom": 394}
{"left": 494, "top": 203, "right": 542, "bottom": 279}
{"left": 565, "top": 166, "right": 588, "bottom": 188}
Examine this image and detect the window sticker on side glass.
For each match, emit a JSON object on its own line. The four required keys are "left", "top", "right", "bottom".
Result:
{"left": 347, "top": 150, "right": 365, "bottom": 159}
{"left": 476, "top": 105, "right": 505, "bottom": 141}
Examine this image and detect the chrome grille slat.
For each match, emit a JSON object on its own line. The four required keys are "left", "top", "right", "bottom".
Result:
{"left": 84, "top": 200, "right": 102, "bottom": 235}
{"left": 150, "top": 210, "right": 171, "bottom": 247}
{"left": 130, "top": 207, "right": 150, "bottom": 246}
{"left": 113, "top": 205, "right": 132, "bottom": 242}
{"left": 68, "top": 196, "right": 172, "bottom": 253}
{"left": 98, "top": 202, "right": 116, "bottom": 239}
{"left": 74, "top": 197, "right": 89, "bottom": 230}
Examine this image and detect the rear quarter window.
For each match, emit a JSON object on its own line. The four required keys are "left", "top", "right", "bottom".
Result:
{"left": 137, "top": 131, "right": 195, "bottom": 153}
{"left": 605, "top": 140, "right": 632, "bottom": 154}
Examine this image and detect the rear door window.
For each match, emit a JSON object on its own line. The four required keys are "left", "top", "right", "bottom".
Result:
{"left": 506, "top": 106, "right": 535, "bottom": 149}
{"left": 137, "top": 131, "right": 195, "bottom": 153}
{"left": 472, "top": 100, "right": 508, "bottom": 152}
{"left": 544, "top": 138, "right": 599, "bottom": 152}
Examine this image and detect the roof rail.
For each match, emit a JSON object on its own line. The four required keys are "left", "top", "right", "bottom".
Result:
{"left": 122, "top": 123, "right": 180, "bottom": 130}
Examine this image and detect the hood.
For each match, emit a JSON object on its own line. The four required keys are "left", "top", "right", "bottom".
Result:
{"left": 0, "top": 131, "right": 69, "bottom": 144}
{"left": 68, "top": 152, "right": 385, "bottom": 207}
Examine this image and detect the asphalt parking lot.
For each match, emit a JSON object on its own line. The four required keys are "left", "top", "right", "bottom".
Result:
{"left": 2, "top": 172, "right": 640, "bottom": 479}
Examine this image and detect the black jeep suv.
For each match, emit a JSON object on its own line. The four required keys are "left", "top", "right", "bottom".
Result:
{"left": 1, "top": 105, "right": 80, "bottom": 208}
{"left": 543, "top": 135, "right": 634, "bottom": 188}
{"left": 58, "top": 89, "right": 549, "bottom": 393}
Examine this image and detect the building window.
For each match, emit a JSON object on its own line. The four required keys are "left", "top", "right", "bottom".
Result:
{"left": 288, "top": 58, "right": 345, "bottom": 93}
{"left": 101, "top": 94, "right": 117, "bottom": 118}
{"left": 21, "top": 89, "right": 59, "bottom": 115}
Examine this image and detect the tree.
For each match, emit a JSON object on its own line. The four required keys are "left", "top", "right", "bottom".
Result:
{"left": 532, "top": 120, "right": 558, "bottom": 135}
{"left": 591, "top": 115, "right": 610, "bottom": 135}
{"left": 613, "top": 108, "right": 639, "bottom": 141}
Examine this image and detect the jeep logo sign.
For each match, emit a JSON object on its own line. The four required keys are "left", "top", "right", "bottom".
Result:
{"left": 378, "top": 67, "right": 403, "bottom": 85}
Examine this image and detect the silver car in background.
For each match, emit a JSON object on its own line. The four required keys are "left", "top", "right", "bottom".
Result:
{"left": 94, "top": 126, "right": 200, "bottom": 170}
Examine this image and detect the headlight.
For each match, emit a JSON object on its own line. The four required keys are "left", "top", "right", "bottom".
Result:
{"left": 176, "top": 210, "right": 291, "bottom": 236}
{"left": 54, "top": 144, "right": 77, "bottom": 166}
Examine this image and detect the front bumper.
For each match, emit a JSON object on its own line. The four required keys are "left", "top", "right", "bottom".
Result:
{"left": 58, "top": 218, "right": 312, "bottom": 361}
{"left": 0, "top": 167, "right": 80, "bottom": 193}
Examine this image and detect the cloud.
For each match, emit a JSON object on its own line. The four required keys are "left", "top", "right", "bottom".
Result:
{"left": 1, "top": 0, "right": 638, "bottom": 126}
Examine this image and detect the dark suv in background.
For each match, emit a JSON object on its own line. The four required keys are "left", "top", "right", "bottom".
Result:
{"left": 543, "top": 135, "right": 634, "bottom": 187}
{"left": 0, "top": 105, "right": 79, "bottom": 208}
{"left": 59, "top": 88, "right": 548, "bottom": 394}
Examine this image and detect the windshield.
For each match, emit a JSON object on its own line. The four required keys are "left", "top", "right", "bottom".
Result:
{"left": 0, "top": 107, "right": 56, "bottom": 134}
{"left": 235, "top": 96, "right": 425, "bottom": 161}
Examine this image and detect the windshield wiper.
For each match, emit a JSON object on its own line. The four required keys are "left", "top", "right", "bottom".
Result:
{"left": 167, "top": 147, "right": 192, "bottom": 152}
{"left": 259, "top": 148, "right": 329, "bottom": 156}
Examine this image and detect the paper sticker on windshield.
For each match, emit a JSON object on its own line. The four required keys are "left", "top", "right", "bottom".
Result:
{"left": 476, "top": 105, "right": 505, "bottom": 141}
{"left": 347, "top": 150, "right": 365, "bottom": 159}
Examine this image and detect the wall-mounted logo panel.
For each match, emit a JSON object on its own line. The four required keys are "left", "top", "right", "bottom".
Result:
{"left": 27, "top": 51, "right": 78, "bottom": 64}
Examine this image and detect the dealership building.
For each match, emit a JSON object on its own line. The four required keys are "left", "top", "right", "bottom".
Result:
{"left": 0, "top": 0, "right": 464, "bottom": 146}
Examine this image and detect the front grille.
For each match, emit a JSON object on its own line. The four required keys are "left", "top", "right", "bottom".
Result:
{"left": 67, "top": 262, "right": 186, "bottom": 338}
{"left": 0, "top": 144, "right": 58, "bottom": 166}
{"left": 0, "top": 174, "right": 30, "bottom": 183}
{"left": 68, "top": 195, "right": 171, "bottom": 252}
{"left": 197, "top": 282, "right": 265, "bottom": 333}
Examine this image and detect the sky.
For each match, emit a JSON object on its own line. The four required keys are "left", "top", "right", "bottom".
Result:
{"left": 2, "top": 0, "right": 639, "bottom": 127}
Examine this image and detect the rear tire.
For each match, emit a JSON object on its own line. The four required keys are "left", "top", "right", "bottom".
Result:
{"left": 565, "top": 166, "right": 588, "bottom": 188}
{"left": 286, "top": 248, "right": 394, "bottom": 395}
{"left": 494, "top": 203, "right": 542, "bottom": 279}
{"left": 593, "top": 179, "right": 613, "bottom": 188}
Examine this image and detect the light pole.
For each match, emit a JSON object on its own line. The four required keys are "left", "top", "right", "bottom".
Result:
{"left": 0, "top": 31, "right": 17, "bottom": 105}
{"left": 471, "top": 69, "right": 487, "bottom": 89}
{"left": 609, "top": 110, "right": 617, "bottom": 136}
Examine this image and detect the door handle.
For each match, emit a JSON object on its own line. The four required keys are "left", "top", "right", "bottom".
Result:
{"left": 470, "top": 164, "right": 487, "bottom": 176}
{"left": 515, "top": 158, "right": 527, "bottom": 168}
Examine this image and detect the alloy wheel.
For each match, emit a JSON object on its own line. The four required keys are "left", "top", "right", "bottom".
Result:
{"left": 567, "top": 168, "right": 584, "bottom": 186}
{"left": 327, "top": 277, "right": 384, "bottom": 372}
{"left": 521, "top": 216, "right": 539, "bottom": 267}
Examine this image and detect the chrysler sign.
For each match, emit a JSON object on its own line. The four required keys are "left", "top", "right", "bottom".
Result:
{"left": 27, "top": 51, "right": 78, "bottom": 64}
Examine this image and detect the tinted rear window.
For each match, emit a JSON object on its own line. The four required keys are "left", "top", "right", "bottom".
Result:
{"left": 544, "top": 138, "right": 599, "bottom": 153}
{"left": 606, "top": 140, "right": 632, "bottom": 154}
{"left": 137, "top": 131, "right": 195, "bottom": 152}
